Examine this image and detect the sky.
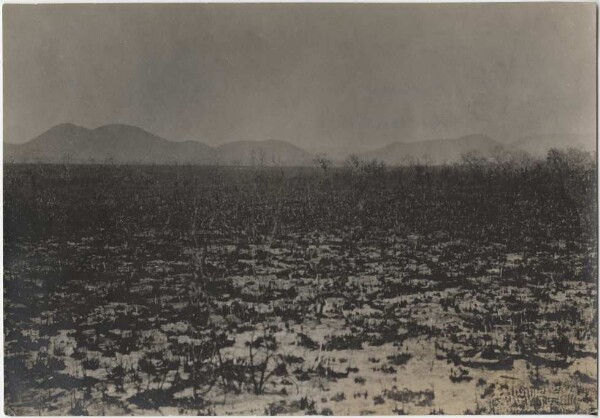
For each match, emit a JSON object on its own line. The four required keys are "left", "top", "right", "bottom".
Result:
{"left": 4, "top": 4, "right": 596, "bottom": 153}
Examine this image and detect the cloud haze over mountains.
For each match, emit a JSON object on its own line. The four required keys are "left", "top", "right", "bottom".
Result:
{"left": 4, "top": 4, "right": 596, "bottom": 155}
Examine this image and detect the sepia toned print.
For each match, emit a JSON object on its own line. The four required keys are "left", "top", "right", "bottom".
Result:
{"left": 3, "top": 3, "right": 597, "bottom": 415}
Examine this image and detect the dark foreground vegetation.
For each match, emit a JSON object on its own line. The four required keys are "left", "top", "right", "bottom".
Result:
{"left": 4, "top": 148, "right": 597, "bottom": 415}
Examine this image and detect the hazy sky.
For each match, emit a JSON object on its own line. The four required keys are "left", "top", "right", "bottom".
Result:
{"left": 4, "top": 4, "right": 596, "bottom": 153}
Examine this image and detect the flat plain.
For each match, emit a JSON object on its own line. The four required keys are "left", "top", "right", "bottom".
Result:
{"left": 4, "top": 153, "right": 597, "bottom": 415}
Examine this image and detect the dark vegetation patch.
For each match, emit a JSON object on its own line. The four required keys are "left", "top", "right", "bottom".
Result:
{"left": 4, "top": 148, "right": 597, "bottom": 414}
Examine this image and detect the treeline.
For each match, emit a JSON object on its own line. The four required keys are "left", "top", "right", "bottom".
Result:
{"left": 312, "top": 147, "right": 595, "bottom": 185}
{"left": 309, "top": 147, "right": 596, "bottom": 216}
{"left": 4, "top": 147, "right": 596, "bottom": 244}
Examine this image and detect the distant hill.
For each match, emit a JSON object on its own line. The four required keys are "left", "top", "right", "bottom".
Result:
{"left": 357, "top": 134, "right": 512, "bottom": 165}
{"left": 4, "top": 124, "right": 312, "bottom": 166}
{"left": 92, "top": 124, "right": 217, "bottom": 164}
{"left": 511, "top": 134, "right": 596, "bottom": 157}
{"left": 4, "top": 123, "right": 216, "bottom": 165}
{"left": 216, "top": 140, "right": 313, "bottom": 166}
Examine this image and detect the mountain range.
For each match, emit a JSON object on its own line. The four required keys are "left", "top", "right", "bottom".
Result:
{"left": 4, "top": 124, "right": 312, "bottom": 166}
{"left": 4, "top": 123, "right": 595, "bottom": 166}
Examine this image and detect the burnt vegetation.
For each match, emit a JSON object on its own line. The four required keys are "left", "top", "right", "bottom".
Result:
{"left": 4, "top": 147, "right": 597, "bottom": 415}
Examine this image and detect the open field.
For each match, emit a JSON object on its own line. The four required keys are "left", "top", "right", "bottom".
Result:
{"left": 4, "top": 154, "right": 597, "bottom": 415}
